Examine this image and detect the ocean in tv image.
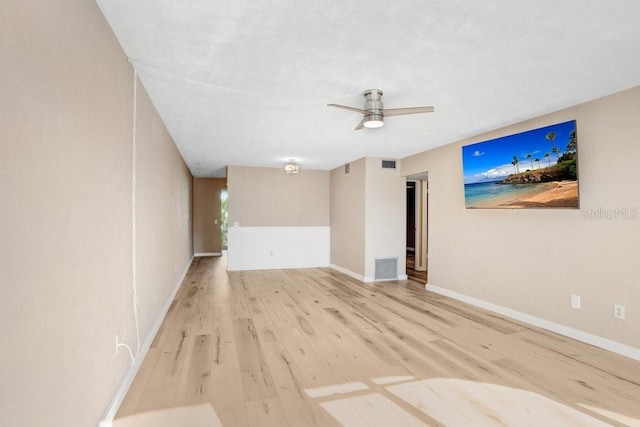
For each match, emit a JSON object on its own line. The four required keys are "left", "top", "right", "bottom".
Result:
{"left": 462, "top": 120, "right": 579, "bottom": 209}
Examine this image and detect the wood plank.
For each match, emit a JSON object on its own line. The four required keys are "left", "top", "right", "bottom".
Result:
{"left": 233, "top": 318, "right": 278, "bottom": 402}
{"left": 245, "top": 398, "right": 289, "bottom": 427}
{"left": 176, "top": 334, "right": 211, "bottom": 405}
{"left": 116, "top": 348, "right": 161, "bottom": 417}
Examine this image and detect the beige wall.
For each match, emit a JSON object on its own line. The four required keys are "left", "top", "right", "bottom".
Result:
{"left": 193, "top": 178, "right": 226, "bottom": 253}
{"left": 330, "top": 158, "right": 406, "bottom": 280}
{"left": 402, "top": 86, "right": 640, "bottom": 350}
{"left": 364, "top": 158, "right": 407, "bottom": 279}
{"left": 0, "top": 1, "right": 193, "bottom": 426}
{"left": 330, "top": 159, "right": 366, "bottom": 276}
{"left": 227, "top": 165, "right": 330, "bottom": 226}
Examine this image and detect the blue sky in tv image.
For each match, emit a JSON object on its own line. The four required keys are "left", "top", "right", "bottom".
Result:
{"left": 462, "top": 120, "right": 576, "bottom": 185}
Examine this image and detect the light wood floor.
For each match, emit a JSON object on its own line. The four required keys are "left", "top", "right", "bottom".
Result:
{"left": 116, "top": 256, "right": 640, "bottom": 426}
{"left": 406, "top": 253, "right": 427, "bottom": 283}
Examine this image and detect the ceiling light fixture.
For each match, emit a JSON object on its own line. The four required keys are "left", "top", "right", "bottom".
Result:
{"left": 284, "top": 162, "right": 299, "bottom": 174}
{"left": 362, "top": 114, "right": 384, "bottom": 129}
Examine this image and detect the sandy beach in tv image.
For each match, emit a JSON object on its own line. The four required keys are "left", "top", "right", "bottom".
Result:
{"left": 462, "top": 120, "right": 579, "bottom": 209}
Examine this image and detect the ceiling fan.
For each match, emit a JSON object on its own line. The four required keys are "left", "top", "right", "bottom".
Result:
{"left": 327, "top": 89, "right": 434, "bottom": 130}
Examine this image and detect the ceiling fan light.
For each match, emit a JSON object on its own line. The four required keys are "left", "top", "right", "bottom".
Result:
{"left": 363, "top": 114, "right": 384, "bottom": 129}
{"left": 284, "top": 163, "right": 299, "bottom": 174}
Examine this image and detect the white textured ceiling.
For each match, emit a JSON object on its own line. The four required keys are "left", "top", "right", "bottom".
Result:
{"left": 96, "top": 0, "right": 640, "bottom": 177}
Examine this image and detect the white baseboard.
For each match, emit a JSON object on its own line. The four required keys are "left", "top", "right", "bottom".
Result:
{"left": 194, "top": 252, "right": 222, "bottom": 257}
{"left": 426, "top": 283, "right": 640, "bottom": 361}
{"left": 375, "top": 277, "right": 404, "bottom": 282}
{"left": 99, "top": 255, "right": 194, "bottom": 426}
{"left": 330, "top": 265, "right": 407, "bottom": 283}
{"left": 330, "top": 264, "right": 368, "bottom": 282}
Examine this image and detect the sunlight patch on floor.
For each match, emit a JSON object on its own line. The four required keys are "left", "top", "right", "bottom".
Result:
{"left": 320, "top": 392, "right": 428, "bottom": 427}
{"left": 371, "top": 375, "right": 416, "bottom": 385}
{"left": 387, "top": 378, "right": 612, "bottom": 427}
{"left": 112, "top": 404, "right": 222, "bottom": 427}
{"left": 304, "top": 382, "right": 369, "bottom": 398}
{"left": 306, "top": 377, "right": 623, "bottom": 426}
{"left": 578, "top": 403, "right": 640, "bottom": 427}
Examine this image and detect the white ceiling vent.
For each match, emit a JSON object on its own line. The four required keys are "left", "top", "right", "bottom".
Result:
{"left": 375, "top": 257, "right": 398, "bottom": 281}
{"left": 381, "top": 160, "right": 396, "bottom": 169}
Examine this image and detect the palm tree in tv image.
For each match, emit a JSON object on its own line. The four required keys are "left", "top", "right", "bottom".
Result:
{"left": 566, "top": 129, "right": 577, "bottom": 153}
{"left": 512, "top": 155, "right": 520, "bottom": 173}
{"left": 546, "top": 131, "right": 561, "bottom": 160}
{"left": 527, "top": 153, "right": 534, "bottom": 170}
{"left": 544, "top": 152, "right": 551, "bottom": 167}
{"left": 535, "top": 157, "right": 540, "bottom": 169}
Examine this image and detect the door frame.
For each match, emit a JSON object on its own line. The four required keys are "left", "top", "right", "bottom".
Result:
{"left": 406, "top": 173, "right": 428, "bottom": 272}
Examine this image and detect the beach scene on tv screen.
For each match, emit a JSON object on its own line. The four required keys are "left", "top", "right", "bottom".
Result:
{"left": 462, "top": 120, "right": 579, "bottom": 209}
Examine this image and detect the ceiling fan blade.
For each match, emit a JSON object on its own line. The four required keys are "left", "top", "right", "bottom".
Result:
{"left": 327, "top": 103, "right": 368, "bottom": 114}
{"left": 382, "top": 106, "right": 434, "bottom": 117}
{"left": 354, "top": 117, "right": 366, "bottom": 130}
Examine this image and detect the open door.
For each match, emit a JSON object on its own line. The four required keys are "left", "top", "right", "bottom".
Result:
{"left": 406, "top": 174, "right": 428, "bottom": 283}
{"left": 406, "top": 181, "right": 416, "bottom": 254}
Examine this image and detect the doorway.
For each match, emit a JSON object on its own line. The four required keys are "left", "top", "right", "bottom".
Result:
{"left": 406, "top": 182, "right": 416, "bottom": 255}
{"left": 406, "top": 174, "right": 428, "bottom": 283}
{"left": 220, "top": 188, "right": 228, "bottom": 251}
{"left": 193, "top": 178, "right": 226, "bottom": 256}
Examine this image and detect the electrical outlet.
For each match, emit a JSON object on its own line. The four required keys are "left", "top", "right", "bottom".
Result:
{"left": 570, "top": 294, "right": 581, "bottom": 309}
{"left": 613, "top": 304, "right": 625, "bottom": 320}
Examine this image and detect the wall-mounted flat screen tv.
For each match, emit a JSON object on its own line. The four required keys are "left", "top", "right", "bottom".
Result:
{"left": 462, "top": 120, "right": 578, "bottom": 209}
